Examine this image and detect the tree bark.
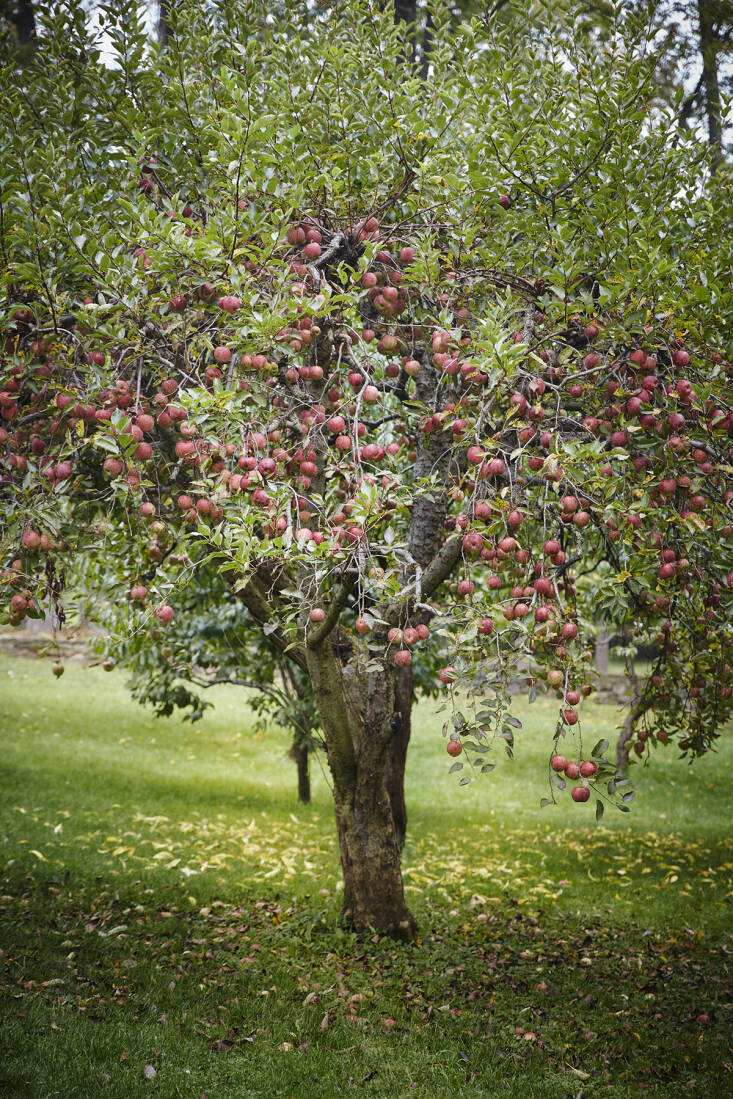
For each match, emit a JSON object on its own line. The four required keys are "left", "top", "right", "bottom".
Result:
{"left": 158, "top": 0, "right": 171, "bottom": 47}
{"left": 12, "top": 0, "right": 35, "bottom": 44}
{"left": 616, "top": 704, "right": 635, "bottom": 771}
{"left": 306, "top": 639, "right": 417, "bottom": 940}
{"left": 385, "top": 663, "right": 412, "bottom": 850}
{"left": 594, "top": 624, "right": 610, "bottom": 675}
{"left": 291, "top": 740, "right": 311, "bottom": 804}
{"left": 393, "top": 0, "right": 417, "bottom": 27}
{"left": 616, "top": 653, "right": 640, "bottom": 771}
{"left": 697, "top": 0, "right": 723, "bottom": 164}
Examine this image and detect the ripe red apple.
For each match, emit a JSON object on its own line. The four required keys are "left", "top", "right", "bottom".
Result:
{"left": 550, "top": 754, "right": 567, "bottom": 772}
{"left": 309, "top": 608, "right": 325, "bottom": 622}
{"left": 155, "top": 604, "right": 174, "bottom": 625}
{"left": 579, "top": 760, "right": 597, "bottom": 778}
{"left": 564, "top": 761, "right": 580, "bottom": 779}
{"left": 103, "top": 457, "right": 123, "bottom": 477}
{"left": 394, "top": 649, "right": 412, "bottom": 667}
{"left": 571, "top": 786, "right": 590, "bottom": 803}
{"left": 447, "top": 739, "right": 462, "bottom": 756}
{"left": 462, "top": 531, "right": 483, "bottom": 556}
{"left": 439, "top": 666, "right": 456, "bottom": 684}
{"left": 217, "top": 295, "right": 241, "bottom": 313}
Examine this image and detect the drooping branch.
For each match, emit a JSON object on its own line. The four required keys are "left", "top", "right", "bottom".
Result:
{"left": 420, "top": 533, "right": 464, "bottom": 600}
{"left": 238, "top": 574, "right": 308, "bottom": 671}
{"left": 306, "top": 569, "right": 357, "bottom": 649}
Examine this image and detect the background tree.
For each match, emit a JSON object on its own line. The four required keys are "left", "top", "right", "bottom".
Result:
{"left": 1, "top": 0, "right": 731, "bottom": 939}
{"left": 78, "top": 556, "right": 321, "bottom": 802}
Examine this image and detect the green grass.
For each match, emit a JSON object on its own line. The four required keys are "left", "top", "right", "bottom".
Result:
{"left": 0, "top": 655, "right": 731, "bottom": 1098}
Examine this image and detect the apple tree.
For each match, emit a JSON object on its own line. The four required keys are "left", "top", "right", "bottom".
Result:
{"left": 1, "top": 0, "right": 731, "bottom": 938}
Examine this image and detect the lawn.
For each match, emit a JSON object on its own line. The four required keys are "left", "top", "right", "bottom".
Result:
{"left": 0, "top": 654, "right": 731, "bottom": 1098}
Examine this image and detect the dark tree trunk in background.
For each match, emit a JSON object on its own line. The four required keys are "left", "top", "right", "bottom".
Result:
{"left": 595, "top": 625, "right": 610, "bottom": 675}
{"left": 158, "top": 0, "right": 171, "bottom": 47}
{"left": 385, "top": 663, "right": 412, "bottom": 851}
{"left": 394, "top": 0, "right": 417, "bottom": 24}
{"left": 292, "top": 741, "right": 311, "bottom": 804}
{"left": 616, "top": 654, "right": 642, "bottom": 771}
{"left": 14, "top": 0, "right": 35, "bottom": 44}
{"left": 3, "top": 0, "right": 36, "bottom": 45}
{"left": 697, "top": 0, "right": 723, "bottom": 163}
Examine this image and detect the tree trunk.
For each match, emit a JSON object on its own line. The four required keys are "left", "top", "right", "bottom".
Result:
{"left": 393, "top": 0, "right": 417, "bottom": 26}
{"left": 697, "top": 0, "right": 723, "bottom": 165}
{"left": 616, "top": 706, "right": 634, "bottom": 771}
{"left": 292, "top": 740, "right": 311, "bottom": 804}
{"left": 594, "top": 624, "right": 610, "bottom": 675}
{"left": 385, "top": 663, "right": 412, "bottom": 851}
{"left": 12, "top": 0, "right": 36, "bottom": 45}
{"left": 616, "top": 653, "right": 640, "bottom": 771}
{"left": 158, "top": 0, "right": 171, "bottom": 47}
{"left": 306, "top": 639, "right": 417, "bottom": 940}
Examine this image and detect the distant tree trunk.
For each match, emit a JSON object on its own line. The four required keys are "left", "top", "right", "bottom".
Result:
{"left": 616, "top": 654, "right": 641, "bottom": 771}
{"left": 595, "top": 625, "right": 610, "bottom": 675}
{"left": 158, "top": 0, "right": 171, "bottom": 47}
{"left": 394, "top": 0, "right": 417, "bottom": 25}
{"left": 389, "top": 0, "right": 418, "bottom": 67}
{"left": 13, "top": 0, "right": 35, "bottom": 44}
{"left": 421, "top": 5, "right": 434, "bottom": 79}
{"left": 291, "top": 740, "right": 311, "bottom": 804}
{"left": 697, "top": 0, "right": 723, "bottom": 164}
{"left": 306, "top": 639, "right": 417, "bottom": 940}
{"left": 385, "top": 663, "right": 412, "bottom": 851}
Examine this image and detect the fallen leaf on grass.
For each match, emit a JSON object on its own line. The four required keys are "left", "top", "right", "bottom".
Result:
{"left": 142, "top": 1064, "right": 157, "bottom": 1080}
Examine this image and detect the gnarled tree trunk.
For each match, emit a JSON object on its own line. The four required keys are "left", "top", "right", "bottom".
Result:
{"left": 306, "top": 638, "right": 417, "bottom": 940}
